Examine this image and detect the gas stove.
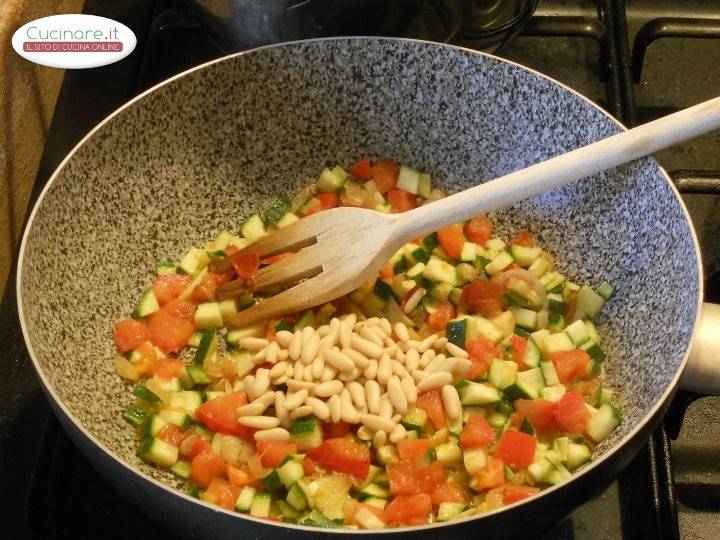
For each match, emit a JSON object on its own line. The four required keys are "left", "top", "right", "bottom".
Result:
{"left": 1, "top": 1, "right": 718, "bottom": 538}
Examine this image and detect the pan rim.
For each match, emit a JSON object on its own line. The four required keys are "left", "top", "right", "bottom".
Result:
{"left": 15, "top": 35, "right": 704, "bottom": 533}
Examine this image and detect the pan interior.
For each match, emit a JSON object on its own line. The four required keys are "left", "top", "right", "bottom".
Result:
{"left": 20, "top": 39, "right": 698, "bottom": 490}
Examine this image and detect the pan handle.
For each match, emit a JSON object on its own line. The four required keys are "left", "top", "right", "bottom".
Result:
{"left": 680, "top": 302, "right": 720, "bottom": 394}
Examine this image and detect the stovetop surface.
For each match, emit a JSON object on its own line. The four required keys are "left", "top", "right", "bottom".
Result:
{"left": 1, "top": 1, "right": 719, "bottom": 539}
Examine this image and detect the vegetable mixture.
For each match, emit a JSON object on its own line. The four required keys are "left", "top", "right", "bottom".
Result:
{"left": 113, "top": 158, "right": 621, "bottom": 529}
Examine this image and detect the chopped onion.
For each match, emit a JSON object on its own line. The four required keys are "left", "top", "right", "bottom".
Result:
{"left": 425, "top": 188, "right": 446, "bottom": 204}
{"left": 113, "top": 356, "right": 139, "bottom": 382}
{"left": 248, "top": 453, "right": 269, "bottom": 479}
{"left": 339, "top": 179, "right": 366, "bottom": 207}
{"left": 491, "top": 268, "right": 548, "bottom": 311}
{"left": 537, "top": 309, "right": 549, "bottom": 330}
{"left": 291, "top": 184, "right": 316, "bottom": 212}
{"left": 485, "top": 486, "right": 505, "bottom": 511}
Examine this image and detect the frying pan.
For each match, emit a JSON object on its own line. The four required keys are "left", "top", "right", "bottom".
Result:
{"left": 17, "top": 38, "right": 720, "bottom": 538}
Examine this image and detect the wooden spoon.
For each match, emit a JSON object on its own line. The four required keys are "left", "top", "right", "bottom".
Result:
{"left": 225, "top": 96, "right": 720, "bottom": 327}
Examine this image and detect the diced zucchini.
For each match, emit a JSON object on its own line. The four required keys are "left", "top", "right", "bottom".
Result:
{"left": 178, "top": 266, "right": 208, "bottom": 301}
{"left": 193, "top": 328, "right": 218, "bottom": 365}
{"left": 541, "top": 332, "right": 575, "bottom": 355}
{"left": 294, "top": 309, "right": 316, "bottom": 331}
{"left": 121, "top": 402, "right": 153, "bottom": 428}
{"left": 406, "top": 262, "right": 426, "bottom": 279}
{"left": 463, "top": 448, "right": 488, "bottom": 474}
{"left": 488, "top": 359, "right": 518, "bottom": 390}
{"left": 510, "top": 306, "right": 538, "bottom": 330}
{"left": 377, "top": 445, "right": 398, "bottom": 465}
{"left": 178, "top": 247, "right": 210, "bottom": 275}
{"left": 151, "top": 376, "right": 183, "bottom": 393}
{"left": 423, "top": 256, "right": 458, "bottom": 285}
{"left": 576, "top": 285, "right": 606, "bottom": 319}
{"left": 276, "top": 500, "right": 300, "bottom": 519}
{"left": 250, "top": 492, "right": 272, "bottom": 518}
{"left": 286, "top": 482, "right": 308, "bottom": 510}
{"left": 548, "top": 313, "right": 565, "bottom": 332}
{"left": 422, "top": 232, "right": 439, "bottom": 252}
{"left": 484, "top": 251, "right": 514, "bottom": 275}
{"left": 195, "top": 302, "right": 223, "bottom": 330}
{"left": 540, "top": 272, "right": 565, "bottom": 292}
{"left": 459, "top": 382, "right": 502, "bottom": 405}
{"left": 485, "top": 238, "right": 506, "bottom": 252}
{"left": 430, "top": 282, "right": 454, "bottom": 301}
{"left": 226, "top": 323, "right": 265, "bottom": 345}
{"left": 518, "top": 367, "right": 546, "bottom": 393}
{"left": 206, "top": 248, "right": 227, "bottom": 260}
{"left": 490, "top": 311, "right": 515, "bottom": 338}
{"left": 137, "top": 436, "right": 178, "bottom": 467}
{"left": 401, "top": 407, "right": 428, "bottom": 431}
{"left": 146, "top": 415, "right": 167, "bottom": 436}
{"left": 460, "top": 242, "right": 478, "bottom": 263}
{"left": 277, "top": 459, "right": 305, "bottom": 489}
{"left": 446, "top": 318, "right": 467, "bottom": 349}
{"left": 170, "top": 460, "right": 191, "bottom": 479}
{"left": 522, "top": 336, "right": 542, "bottom": 367}
{"left": 169, "top": 391, "right": 202, "bottom": 419}
{"left": 404, "top": 243, "right": 430, "bottom": 265}
{"left": 354, "top": 507, "right": 385, "bottom": 529}
{"left": 155, "top": 262, "right": 177, "bottom": 275}
{"left": 218, "top": 298, "right": 238, "bottom": 321}
{"left": 510, "top": 245, "right": 541, "bottom": 267}
{"left": 586, "top": 403, "right": 621, "bottom": 442}
{"left": 132, "top": 384, "right": 161, "bottom": 406}
{"left": 487, "top": 411, "right": 508, "bottom": 429}
{"left": 374, "top": 203, "right": 392, "bottom": 213}
{"left": 277, "top": 212, "right": 300, "bottom": 229}
{"left": 241, "top": 213, "right": 267, "bottom": 243}
{"left": 540, "top": 361, "right": 560, "bottom": 386}
{"left": 565, "top": 319, "right": 591, "bottom": 346}
{"left": 317, "top": 165, "right": 347, "bottom": 192}
{"left": 475, "top": 316, "right": 504, "bottom": 345}
{"left": 290, "top": 417, "right": 323, "bottom": 449}
{"left": 397, "top": 165, "right": 421, "bottom": 194}
{"left": 600, "top": 387, "right": 614, "bottom": 405}
{"left": 186, "top": 332, "right": 202, "bottom": 348}
{"left": 528, "top": 457, "right": 556, "bottom": 484}
{"left": 448, "top": 287, "right": 463, "bottom": 306}
{"left": 566, "top": 442, "right": 592, "bottom": 470}
{"left": 301, "top": 509, "right": 343, "bottom": 528}
{"left": 184, "top": 364, "right": 213, "bottom": 385}
{"left": 133, "top": 287, "right": 160, "bottom": 318}
{"left": 528, "top": 256, "right": 549, "bottom": 278}
{"left": 230, "top": 350, "right": 253, "bottom": 378}
{"left": 262, "top": 470, "right": 283, "bottom": 494}
{"left": 358, "top": 483, "right": 389, "bottom": 500}
{"left": 435, "top": 441, "right": 462, "bottom": 466}
{"left": 235, "top": 486, "right": 257, "bottom": 512}
{"left": 520, "top": 418, "right": 536, "bottom": 435}
{"left": 548, "top": 293, "right": 567, "bottom": 314}
{"left": 596, "top": 281, "right": 614, "bottom": 300}
{"left": 418, "top": 172, "right": 432, "bottom": 198}
{"left": 265, "top": 195, "right": 292, "bottom": 225}
{"left": 437, "top": 502, "right": 465, "bottom": 522}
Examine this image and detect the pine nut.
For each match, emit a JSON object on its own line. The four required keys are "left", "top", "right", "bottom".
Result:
{"left": 419, "top": 349, "right": 436, "bottom": 368}
{"left": 314, "top": 380, "right": 344, "bottom": 397}
{"left": 286, "top": 380, "right": 316, "bottom": 392}
{"left": 303, "top": 365, "right": 314, "bottom": 382}
{"left": 417, "top": 372, "right": 453, "bottom": 392}
{"left": 339, "top": 316, "right": 354, "bottom": 349}
{"left": 401, "top": 376, "right": 417, "bottom": 404}
{"left": 357, "top": 425, "right": 373, "bottom": 441}
{"left": 319, "top": 332, "right": 337, "bottom": 352}
{"left": 363, "top": 360, "right": 378, "bottom": 380}
{"left": 348, "top": 381, "right": 366, "bottom": 409}
{"left": 328, "top": 394, "right": 342, "bottom": 423}
{"left": 433, "top": 337, "right": 448, "bottom": 350}
{"left": 233, "top": 379, "right": 244, "bottom": 391}
{"left": 274, "top": 375, "right": 288, "bottom": 385}
{"left": 351, "top": 335, "right": 384, "bottom": 359}
{"left": 252, "top": 348, "right": 267, "bottom": 364}
{"left": 405, "top": 349, "right": 420, "bottom": 371}
{"left": 379, "top": 318, "right": 392, "bottom": 336}
{"left": 341, "top": 390, "right": 360, "bottom": 423}
{"left": 379, "top": 396, "right": 393, "bottom": 419}
{"left": 372, "top": 430, "right": 387, "bottom": 449}
{"left": 237, "top": 402, "right": 266, "bottom": 416}
{"left": 321, "top": 366, "right": 337, "bottom": 382}
{"left": 305, "top": 397, "right": 330, "bottom": 420}
{"left": 418, "top": 334, "right": 437, "bottom": 353}
{"left": 391, "top": 413, "right": 402, "bottom": 424}
{"left": 339, "top": 368, "right": 360, "bottom": 382}
{"left": 275, "top": 391, "right": 287, "bottom": 417}
{"left": 316, "top": 324, "right": 331, "bottom": 338}
{"left": 452, "top": 358, "right": 473, "bottom": 374}
{"left": 302, "top": 325, "right": 315, "bottom": 345}
{"left": 384, "top": 341, "right": 399, "bottom": 357}
{"left": 284, "top": 389, "right": 308, "bottom": 410}
{"left": 365, "top": 380, "right": 381, "bottom": 414}
{"left": 325, "top": 349, "right": 355, "bottom": 372}
{"left": 254, "top": 427, "right": 290, "bottom": 442}
{"left": 446, "top": 342, "right": 468, "bottom": 358}
{"left": 442, "top": 384, "right": 462, "bottom": 419}
{"left": 387, "top": 376, "right": 408, "bottom": 414}
{"left": 311, "top": 357, "right": 324, "bottom": 379}
{"left": 391, "top": 359, "right": 409, "bottom": 379}
{"left": 239, "top": 337, "right": 269, "bottom": 352}
{"left": 343, "top": 348, "right": 369, "bottom": 368}
{"left": 412, "top": 369, "right": 428, "bottom": 383}
{"left": 425, "top": 355, "right": 448, "bottom": 374}
{"left": 397, "top": 341, "right": 410, "bottom": 352}
{"left": 289, "top": 331, "right": 303, "bottom": 361}
{"left": 301, "top": 332, "right": 320, "bottom": 365}
{"left": 360, "top": 326, "right": 384, "bottom": 347}
{"left": 368, "top": 325, "right": 387, "bottom": 341}
{"left": 361, "top": 414, "right": 396, "bottom": 433}
{"left": 266, "top": 341, "right": 280, "bottom": 364}
{"left": 365, "top": 317, "right": 381, "bottom": 327}
{"left": 329, "top": 317, "right": 340, "bottom": 332}
{"left": 270, "top": 361, "right": 288, "bottom": 379}
{"left": 394, "top": 322, "right": 409, "bottom": 342}
{"left": 244, "top": 375, "right": 256, "bottom": 400}
{"left": 253, "top": 368, "right": 270, "bottom": 396}
{"left": 377, "top": 355, "right": 392, "bottom": 386}
{"left": 390, "top": 423, "right": 407, "bottom": 443}
{"left": 393, "top": 347, "right": 405, "bottom": 363}
{"left": 277, "top": 349, "right": 289, "bottom": 361}
{"left": 293, "top": 362, "right": 304, "bottom": 380}
{"left": 406, "top": 339, "right": 422, "bottom": 350}
{"left": 290, "top": 405, "right": 313, "bottom": 419}
{"left": 255, "top": 390, "right": 276, "bottom": 407}
{"left": 275, "top": 331, "right": 293, "bottom": 348}
{"left": 238, "top": 416, "right": 281, "bottom": 429}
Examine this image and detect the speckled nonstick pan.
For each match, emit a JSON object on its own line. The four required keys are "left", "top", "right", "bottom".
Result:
{"left": 17, "top": 38, "right": 720, "bottom": 538}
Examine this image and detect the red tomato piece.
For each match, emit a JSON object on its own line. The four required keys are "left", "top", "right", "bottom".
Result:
{"left": 416, "top": 389, "right": 446, "bottom": 430}
{"left": 460, "top": 279, "right": 505, "bottom": 318}
{"left": 306, "top": 438, "right": 371, "bottom": 480}
{"left": 511, "top": 334, "right": 528, "bottom": 364}
{"left": 474, "top": 458, "right": 506, "bottom": 491}
{"left": 431, "top": 483, "right": 467, "bottom": 505}
{"left": 465, "top": 338, "right": 501, "bottom": 380}
{"left": 514, "top": 399, "right": 558, "bottom": 431}
{"left": 387, "top": 189, "right": 417, "bottom": 212}
{"left": 554, "top": 391, "right": 591, "bottom": 434}
{"left": 463, "top": 215, "right": 494, "bottom": 245}
{"left": 256, "top": 441, "right": 299, "bottom": 468}
{"left": 195, "top": 391, "right": 255, "bottom": 439}
{"left": 371, "top": 160, "right": 399, "bottom": 193}
{"left": 509, "top": 229, "right": 534, "bottom": 247}
{"left": 261, "top": 252, "right": 292, "bottom": 265}
{"left": 495, "top": 430, "right": 537, "bottom": 471}
{"left": 189, "top": 439, "right": 212, "bottom": 459}
{"left": 396, "top": 439, "right": 431, "bottom": 461}
{"left": 162, "top": 298, "right": 197, "bottom": 321}
{"left": 503, "top": 485, "right": 540, "bottom": 505}
{"left": 383, "top": 493, "right": 432, "bottom": 526}
{"left": 152, "top": 357, "right": 186, "bottom": 380}
{"left": 437, "top": 225, "right": 465, "bottom": 259}
{"left": 350, "top": 158, "right": 373, "bottom": 181}
{"left": 387, "top": 459, "right": 419, "bottom": 495}
{"left": 113, "top": 319, "right": 150, "bottom": 352}
{"left": 227, "top": 463, "right": 253, "bottom": 487}
{"left": 550, "top": 349, "right": 591, "bottom": 384}
{"left": 417, "top": 461, "right": 447, "bottom": 493}
{"left": 303, "top": 457, "right": 317, "bottom": 477}
{"left": 190, "top": 450, "right": 226, "bottom": 488}
{"left": 191, "top": 273, "right": 217, "bottom": 303}
{"left": 156, "top": 424, "right": 186, "bottom": 447}
{"left": 427, "top": 301, "right": 455, "bottom": 332}
{"left": 202, "top": 478, "right": 241, "bottom": 510}
{"left": 152, "top": 274, "right": 192, "bottom": 305}
{"left": 572, "top": 379, "right": 601, "bottom": 402}
{"left": 322, "top": 421, "right": 352, "bottom": 438}
{"left": 148, "top": 308, "right": 195, "bottom": 354}
{"left": 305, "top": 192, "right": 338, "bottom": 215}
{"left": 460, "top": 415, "right": 497, "bottom": 449}
{"left": 230, "top": 252, "right": 260, "bottom": 279}
{"left": 379, "top": 263, "right": 394, "bottom": 281}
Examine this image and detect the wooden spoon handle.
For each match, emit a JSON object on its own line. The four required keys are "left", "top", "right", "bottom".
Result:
{"left": 391, "top": 96, "right": 720, "bottom": 242}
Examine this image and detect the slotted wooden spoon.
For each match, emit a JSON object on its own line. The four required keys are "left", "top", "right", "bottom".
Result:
{"left": 224, "top": 97, "right": 720, "bottom": 327}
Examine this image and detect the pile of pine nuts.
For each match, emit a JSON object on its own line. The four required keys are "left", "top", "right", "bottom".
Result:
{"left": 231, "top": 314, "right": 472, "bottom": 447}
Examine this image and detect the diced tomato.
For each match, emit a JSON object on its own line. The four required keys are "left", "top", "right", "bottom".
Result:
{"left": 350, "top": 158, "right": 373, "bottom": 181}
{"left": 503, "top": 485, "right": 540, "bottom": 505}
{"left": 572, "top": 379, "right": 601, "bottom": 402}
{"left": 460, "top": 415, "right": 497, "bottom": 448}
{"left": 148, "top": 308, "right": 195, "bottom": 354}
{"left": 495, "top": 430, "right": 537, "bottom": 471}
{"left": 437, "top": 225, "right": 465, "bottom": 259}
{"left": 504, "top": 262, "right": 521, "bottom": 271}
{"left": 190, "top": 450, "right": 226, "bottom": 488}
{"left": 195, "top": 391, "right": 255, "bottom": 439}
{"left": 162, "top": 298, "right": 197, "bottom": 321}
{"left": 371, "top": 160, "right": 399, "bottom": 193}
{"left": 306, "top": 438, "right": 371, "bottom": 480}
{"left": 427, "top": 301, "right": 455, "bottom": 331}
{"left": 379, "top": 263, "right": 394, "bottom": 282}
{"left": 113, "top": 319, "right": 150, "bottom": 352}
{"left": 303, "top": 456, "right": 317, "bottom": 477}
{"left": 397, "top": 439, "right": 431, "bottom": 461}
{"left": 473, "top": 458, "right": 505, "bottom": 491}
{"left": 322, "top": 421, "right": 352, "bottom": 438}
{"left": 431, "top": 483, "right": 467, "bottom": 505}
{"left": 511, "top": 334, "right": 528, "bottom": 364}
{"left": 460, "top": 279, "right": 505, "bottom": 318}
{"left": 554, "top": 391, "right": 591, "bottom": 434}
{"left": 224, "top": 245, "right": 239, "bottom": 256}
{"left": 261, "top": 252, "right": 292, "bottom": 265}
{"left": 550, "top": 349, "right": 591, "bottom": 384}
{"left": 305, "top": 192, "right": 338, "bottom": 215}
{"left": 152, "top": 357, "right": 186, "bottom": 380}
{"left": 133, "top": 341, "right": 158, "bottom": 362}
{"left": 417, "top": 461, "right": 447, "bottom": 493}
{"left": 152, "top": 274, "right": 192, "bottom": 305}
{"left": 509, "top": 229, "right": 534, "bottom": 247}
{"left": 348, "top": 502, "right": 386, "bottom": 527}
{"left": 202, "top": 477, "right": 241, "bottom": 510}
{"left": 463, "top": 215, "right": 494, "bottom": 245}
{"left": 514, "top": 399, "right": 558, "bottom": 431}
{"left": 191, "top": 273, "right": 217, "bottom": 303}
{"left": 256, "top": 440, "right": 298, "bottom": 468}
{"left": 387, "top": 459, "right": 419, "bottom": 495}
{"left": 383, "top": 493, "right": 432, "bottom": 526}
{"left": 387, "top": 189, "right": 416, "bottom": 212}
{"left": 465, "top": 338, "right": 500, "bottom": 380}
{"left": 156, "top": 424, "right": 186, "bottom": 447}
{"left": 230, "top": 252, "right": 260, "bottom": 279}
{"left": 227, "top": 463, "right": 253, "bottom": 486}
{"left": 416, "top": 389, "right": 446, "bottom": 430}
{"left": 189, "top": 439, "right": 212, "bottom": 459}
